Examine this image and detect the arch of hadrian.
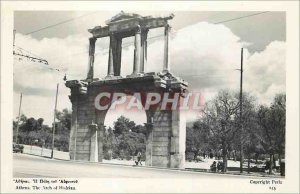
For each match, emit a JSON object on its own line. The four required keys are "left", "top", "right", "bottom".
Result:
{"left": 66, "top": 12, "right": 188, "bottom": 168}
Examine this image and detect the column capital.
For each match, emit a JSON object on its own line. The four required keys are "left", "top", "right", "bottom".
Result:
{"left": 89, "top": 37, "right": 97, "bottom": 42}
{"left": 164, "top": 24, "right": 171, "bottom": 34}
{"left": 88, "top": 123, "right": 98, "bottom": 131}
{"left": 136, "top": 25, "right": 141, "bottom": 33}
{"left": 142, "top": 28, "right": 149, "bottom": 34}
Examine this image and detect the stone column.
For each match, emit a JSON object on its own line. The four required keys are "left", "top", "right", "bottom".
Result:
{"left": 97, "top": 123, "right": 104, "bottom": 162}
{"left": 89, "top": 123, "right": 98, "bottom": 162}
{"left": 94, "top": 110, "right": 107, "bottom": 162}
{"left": 169, "top": 109, "right": 186, "bottom": 168}
{"left": 140, "top": 29, "right": 148, "bottom": 74}
{"left": 163, "top": 24, "right": 171, "bottom": 73}
{"left": 145, "top": 113, "right": 154, "bottom": 166}
{"left": 69, "top": 95, "right": 78, "bottom": 160}
{"left": 87, "top": 37, "right": 96, "bottom": 81}
{"left": 114, "top": 38, "right": 122, "bottom": 76}
{"left": 132, "top": 25, "right": 141, "bottom": 76}
{"left": 106, "top": 35, "right": 114, "bottom": 78}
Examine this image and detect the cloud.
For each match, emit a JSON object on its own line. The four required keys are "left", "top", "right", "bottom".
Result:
{"left": 13, "top": 22, "right": 285, "bottom": 125}
{"left": 244, "top": 41, "right": 286, "bottom": 104}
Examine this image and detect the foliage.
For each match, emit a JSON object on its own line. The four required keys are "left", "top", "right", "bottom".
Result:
{"left": 113, "top": 116, "right": 136, "bottom": 135}
{"left": 13, "top": 109, "right": 71, "bottom": 151}
{"left": 186, "top": 121, "right": 210, "bottom": 160}
{"left": 199, "top": 90, "right": 241, "bottom": 171}
{"left": 257, "top": 94, "right": 286, "bottom": 155}
{"left": 188, "top": 90, "right": 286, "bottom": 173}
{"left": 256, "top": 94, "right": 286, "bottom": 173}
{"left": 103, "top": 116, "right": 146, "bottom": 160}
{"left": 13, "top": 111, "right": 147, "bottom": 159}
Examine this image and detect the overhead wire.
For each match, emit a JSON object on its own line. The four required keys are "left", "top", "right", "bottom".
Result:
{"left": 43, "top": 11, "right": 269, "bottom": 63}
{"left": 213, "top": 11, "right": 270, "bottom": 24}
{"left": 15, "top": 45, "right": 46, "bottom": 60}
{"left": 15, "top": 11, "right": 270, "bottom": 78}
{"left": 24, "top": 12, "right": 222, "bottom": 61}
{"left": 25, "top": 11, "right": 99, "bottom": 35}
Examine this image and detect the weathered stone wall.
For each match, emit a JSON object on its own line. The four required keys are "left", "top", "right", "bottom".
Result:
{"left": 69, "top": 94, "right": 95, "bottom": 161}
{"left": 67, "top": 75, "right": 187, "bottom": 168}
{"left": 151, "top": 110, "right": 171, "bottom": 167}
{"left": 149, "top": 104, "right": 186, "bottom": 168}
{"left": 170, "top": 109, "right": 186, "bottom": 168}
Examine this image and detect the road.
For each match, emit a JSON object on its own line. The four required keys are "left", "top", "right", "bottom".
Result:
{"left": 14, "top": 154, "right": 258, "bottom": 178}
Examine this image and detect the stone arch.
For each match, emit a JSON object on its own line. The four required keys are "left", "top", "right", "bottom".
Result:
{"left": 96, "top": 94, "right": 148, "bottom": 161}
{"left": 66, "top": 12, "right": 188, "bottom": 169}
{"left": 67, "top": 79, "right": 187, "bottom": 168}
{"left": 103, "top": 95, "right": 147, "bottom": 130}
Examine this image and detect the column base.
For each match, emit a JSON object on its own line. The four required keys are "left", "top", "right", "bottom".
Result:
{"left": 127, "top": 72, "right": 144, "bottom": 78}
{"left": 105, "top": 75, "right": 122, "bottom": 80}
{"left": 162, "top": 70, "right": 170, "bottom": 74}
{"left": 170, "top": 153, "right": 185, "bottom": 169}
{"left": 86, "top": 78, "right": 101, "bottom": 82}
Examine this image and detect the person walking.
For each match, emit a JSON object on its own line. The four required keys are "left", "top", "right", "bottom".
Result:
{"left": 137, "top": 152, "right": 142, "bottom": 166}
{"left": 217, "top": 161, "right": 222, "bottom": 172}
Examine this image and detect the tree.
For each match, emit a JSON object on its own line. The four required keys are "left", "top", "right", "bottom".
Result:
{"left": 257, "top": 94, "right": 286, "bottom": 174}
{"left": 13, "top": 114, "right": 27, "bottom": 142}
{"left": 103, "top": 126, "right": 114, "bottom": 160}
{"left": 12, "top": 109, "right": 72, "bottom": 151}
{"left": 106, "top": 116, "right": 147, "bottom": 160}
{"left": 113, "top": 116, "right": 136, "bottom": 135}
{"left": 200, "top": 90, "right": 240, "bottom": 172}
{"left": 55, "top": 109, "right": 72, "bottom": 151}
{"left": 186, "top": 121, "right": 210, "bottom": 161}
{"left": 238, "top": 93, "right": 262, "bottom": 173}
{"left": 132, "top": 124, "right": 147, "bottom": 135}
{"left": 272, "top": 94, "right": 286, "bottom": 161}
{"left": 23, "top": 117, "right": 37, "bottom": 132}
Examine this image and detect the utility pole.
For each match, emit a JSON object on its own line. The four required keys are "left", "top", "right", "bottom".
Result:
{"left": 51, "top": 84, "right": 59, "bottom": 159}
{"left": 13, "top": 29, "right": 16, "bottom": 48}
{"left": 15, "top": 93, "right": 22, "bottom": 144}
{"left": 73, "top": 97, "right": 78, "bottom": 160}
{"left": 239, "top": 48, "right": 244, "bottom": 173}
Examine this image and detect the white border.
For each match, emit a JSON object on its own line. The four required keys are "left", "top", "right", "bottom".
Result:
{"left": 1, "top": 1, "right": 299, "bottom": 193}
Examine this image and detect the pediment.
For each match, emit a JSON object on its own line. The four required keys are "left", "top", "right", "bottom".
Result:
{"left": 106, "top": 11, "right": 142, "bottom": 25}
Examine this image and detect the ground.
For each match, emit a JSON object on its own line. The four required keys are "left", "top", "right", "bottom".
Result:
{"left": 14, "top": 154, "right": 267, "bottom": 178}
{"left": 18, "top": 145, "right": 282, "bottom": 178}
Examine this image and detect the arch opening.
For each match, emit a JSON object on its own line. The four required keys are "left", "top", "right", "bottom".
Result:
{"left": 102, "top": 95, "right": 147, "bottom": 166}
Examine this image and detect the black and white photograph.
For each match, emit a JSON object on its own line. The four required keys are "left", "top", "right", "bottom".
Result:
{"left": 1, "top": 1, "right": 299, "bottom": 193}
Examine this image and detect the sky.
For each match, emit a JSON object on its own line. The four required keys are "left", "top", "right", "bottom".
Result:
{"left": 13, "top": 11, "right": 286, "bottom": 127}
